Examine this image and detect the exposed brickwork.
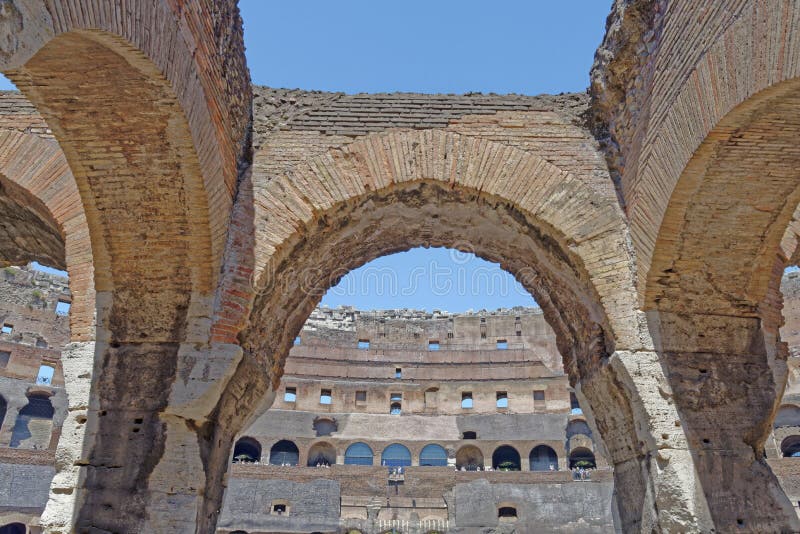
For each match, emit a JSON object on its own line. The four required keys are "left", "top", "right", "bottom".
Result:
{"left": 0, "top": 2, "right": 797, "bottom": 532}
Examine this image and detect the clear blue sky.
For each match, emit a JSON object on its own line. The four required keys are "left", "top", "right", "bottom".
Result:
{"left": 240, "top": 0, "right": 610, "bottom": 94}
{"left": 14, "top": 1, "right": 614, "bottom": 311}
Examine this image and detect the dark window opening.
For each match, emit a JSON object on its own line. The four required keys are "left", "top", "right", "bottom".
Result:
{"left": 462, "top": 431, "right": 477, "bottom": 440}
{"left": 355, "top": 390, "right": 367, "bottom": 403}
{"left": 530, "top": 445, "right": 559, "bottom": 471}
{"left": 269, "top": 440, "right": 299, "bottom": 466}
{"left": 390, "top": 402, "right": 402, "bottom": 415}
{"left": 0, "top": 523, "right": 26, "bottom": 534}
{"left": 498, "top": 507, "right": 518, "bottom": 520}
{"left": 568, "top": 447, "right": 596, "bottom": 469}
{"left": 782, "top": 436, "right": 800, "bottom": 457}
{"left": 395, "top": 367, "right": 402, "bottom": 379}
{"left": 492, "top": 445, "right": 521, "bottom": 471}
{"left": 273, "top": 504, "right": 286, "bottom": 514}
{"left": 533, "top": 390, "right": 545, "bottom": 401}
{"left": 232, "top": 437, "right": 261, "bottom": 463}
{"left": 0, "top": 351, "right": 9, "bottom": 367}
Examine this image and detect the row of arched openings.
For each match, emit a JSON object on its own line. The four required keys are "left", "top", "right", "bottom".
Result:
{"left": 233, "top": 437, "right": 595, "bottom": 469}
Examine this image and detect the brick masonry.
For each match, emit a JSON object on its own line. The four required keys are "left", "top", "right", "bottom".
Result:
{"left": 0, "top": 2, "right": 797, "bottom": 532}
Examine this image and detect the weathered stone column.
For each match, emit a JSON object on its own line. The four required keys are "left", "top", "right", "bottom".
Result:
{"left": 40, "top": 341, "right": 95, "bottom": 534}
{"left": 649, "top": 311, "right": 800, "bottom": 533}
{"left": 577, "top": 350, "right": 715, "bottom": 532}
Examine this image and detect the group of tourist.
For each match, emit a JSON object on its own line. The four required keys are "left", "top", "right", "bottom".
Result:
{"left": 571, "top": 466, "right": 592, "bottom": 480}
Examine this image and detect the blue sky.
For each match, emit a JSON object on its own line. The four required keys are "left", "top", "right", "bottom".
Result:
{"left": 239, "top": 1, "right": 610, "bottom": 94}
{"left": 13, "top": 1, "right": 614, "bottom": 311}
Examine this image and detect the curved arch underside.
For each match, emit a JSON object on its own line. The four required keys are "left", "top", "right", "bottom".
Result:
{"left": 0, "top": 128, "right": 94, "bottom": 339}
{"left": 648, "top": 79, "right": 800, "bottom": 316}
{"left": 9, "top": 31, "right": 215, "bottom": 342}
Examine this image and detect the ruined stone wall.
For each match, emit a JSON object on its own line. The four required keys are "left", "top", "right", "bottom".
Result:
{"left": 453, "top": 478, "right": 616, "bottom": 533}
{"left": 217, "top": 478, "right": 341, "bottom": 534}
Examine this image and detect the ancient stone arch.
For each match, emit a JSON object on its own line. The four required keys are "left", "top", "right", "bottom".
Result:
{"left": 0, "top": 1, "right": 797, "bottom": 532}
{"left": 592, "top": 1, "right": 800, "bottom": 531}
{"left": 0, "top": 2, "right": 251, "bottom": 532}
{"left": 197, "top": 126, "right": 709, "bottom": 534}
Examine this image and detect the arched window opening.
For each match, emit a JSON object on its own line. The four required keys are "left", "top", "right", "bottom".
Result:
{"left": 419, "top": 444, "right": 448, "bottom": 466}
{"left": 232, "top": 437, "right": 261, "bottom": 463}
{"left": 269, "top": 440, "right": 299, "bottom": 466}
{"left": 390, "top": 402, "right": 402, "bottom": 415}
{"left": 530, "top": 444, "right": 558, "bottom": 471}
{"left": 492, "top": 445, "right": 520, "bottom": 471}
{"left": 0, "top": 523, "right": 26, "bottom": 534}
{"left": 498, "top": 506, "right": 518, "bottom": 522}
{"left": 10, "top": 393, "right": 54, "bottom": 449}
{"left": 313, "top": 417, "right": 337, "bottom": 436}
{"left": 381, "top": 443, "right": 412, "bottom": 467}
{"left": 781, "top": 436, "right": 800, "bottom": 458}
{"left": 461, "top": 392, "right": 473, "bottom": 409}
{"left": 775, "top": 405, "right": 800, "bottom": 428}
{"left": 307, "top": 442, "right": 337, "bottom": 466}
{"left": 344, "top": 442, "right": 374, "bottom": 466}
{"left": 568, "top": 447, "right": 596, "bottom": 469}
{"left": 455, "top": 445, "right": 483, "bottom": 471}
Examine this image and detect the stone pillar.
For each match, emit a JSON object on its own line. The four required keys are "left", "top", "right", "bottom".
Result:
{"left": 520, "top": 456, "right": 530, "bottom": 471}
{"left": 578, "top": 350, "right": 714, "bottom": 532}
{"left": 650, "top": 311, "right": 800, "bottom": 533}
{"left": 40, "top": 341, "right": 95, "bottom": 534}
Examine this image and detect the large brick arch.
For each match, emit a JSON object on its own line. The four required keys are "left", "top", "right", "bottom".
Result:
{"left": 203, "top": 129, "right": 700, "bottom": 533}
{"left": 0, "top": 2, "right": 252, "bottom": 532}
{"left": 0, "top": 129, "right": 94, "bottom": 340}
{"left": 593, "top": 1, "right": 800, "bottom": 531}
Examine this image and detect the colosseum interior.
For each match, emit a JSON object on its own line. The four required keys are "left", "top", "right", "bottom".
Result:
{"left": 0, "top": 1, "right": 800, "bottom": 533}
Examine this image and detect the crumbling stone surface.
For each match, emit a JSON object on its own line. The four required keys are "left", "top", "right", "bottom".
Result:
{"left": 0, "top": 1, "right": 798, "bottom": 532}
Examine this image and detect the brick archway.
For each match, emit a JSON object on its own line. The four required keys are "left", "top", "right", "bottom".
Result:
{"left": 0, "top": 2, "right": 252, "bottom": 532}
{"left": 198, "top": 128, "right": 700, "bottom": 534}
{"left": 593, "top": 1, "right": 800, "bottom": 531}
{"left": 0, "top": 129, "right": 93, "bottom": 339}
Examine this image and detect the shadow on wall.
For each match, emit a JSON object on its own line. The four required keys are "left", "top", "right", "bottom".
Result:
{"left": 10, "top": 393, "right": 54, "bottom": 449}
